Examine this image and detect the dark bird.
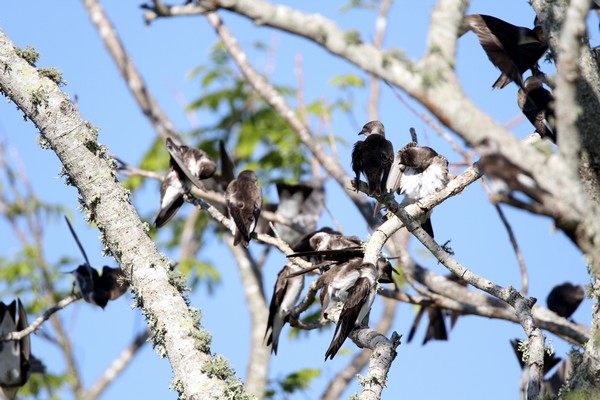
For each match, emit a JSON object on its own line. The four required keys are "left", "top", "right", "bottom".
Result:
{"left": 511, "top": 338, "right": 567, "bottom": 400}
{"left": 0, "top": 299, "right": 44, "bottom": 400}
{"left": 325, "top": 263, "right": 378, "bottom": 361}
{"left": 407, "top": 306, "right": 448, "bottom": 345}
{"left": 476, "top": 139, "right": 546, "bottom": 203}
{"left": 264, "top": 264, "right": 305, "bottom": 355}
{"left": 510, "top": 338, "right": 562, "bottom": 375}
{"left": 462, "top": 14, "right": 547, "bottom": 89}
{"left": 226, "top": 170, "right": 263, "bottom": 247}
{"left": 406, "top": 274, "right": 467, "bottom": 345}
{"left": 254, "top": 179, "right": 326, "bottom": 243}
{"left": 517, "top": 75, "right": 556, "bottom": 143}
{"left": 155, "top": 138, "right": 217, "bottom": 228}
{"left": 65, "top": 216, "right": 129, "bottom": 308}
{"left": 387, "top": 141, "right": 449, "bottom": 237}
{"left": 351, "top": 121, "right": 394, "bottom": 197}
{"left": 546, "top": 282, "right": 585, "bottom": 319}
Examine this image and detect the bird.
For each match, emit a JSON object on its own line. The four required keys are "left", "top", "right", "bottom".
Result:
{"left": 406, "top": 274, "right": 467, "bottom": 345}
{"left": 546, "top": 282, "right": 585, "bottom": 319}
{"left": 351, "top": 121, "right": 394, "bottom": 197}
{"left": 476, "top": 138, "right": 546, "bottom": 204}
{"left": 462, "top": 14, "right": 548, "bottom": 89}
{"left": 510, "top": 338, "right": 563, "bottom": 399}
{"left": 324, "top": 263, "right": 378, "bottom": 361}
{"left": 0, "top": 299, "right": 44, "bottom": 400}
{"left": 225, "top": 170, "right": 263, "bottom": 247}
{"left": 407, "top": 306, "right": 448, "bottom": 345}
{"left": 315, "top": 258, "right": 363, "bottom": 322}
{"left": 264, "top": 263, "right": 305, "bottom": 355}
{"left": 291, "top": 227, "right": 342, "bottom": 255}
{"left": 387, "top": 141, "right": 449, "bottom": 237}
{"left": 286, "top": 230, "right": 364, "bottom": 276}
{"left": 64, "top": 216, "right": 129, "bottom": 308}
{"left": 517, "top": 75, "right": 556, "bottom": 143}
{"left": 155, "top": 137, "right": 217, "bottom": 228}
{"left": 271, "top": 182, "right": 317, "bottom": 245}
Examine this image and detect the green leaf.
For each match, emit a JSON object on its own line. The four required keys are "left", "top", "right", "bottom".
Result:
{"left": 280, "top": 368, "right": 321, "bottom": 393}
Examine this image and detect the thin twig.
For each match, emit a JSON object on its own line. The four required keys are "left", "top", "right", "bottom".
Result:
{"left": 0, "top": 295, "right": 80, "bottom": 341}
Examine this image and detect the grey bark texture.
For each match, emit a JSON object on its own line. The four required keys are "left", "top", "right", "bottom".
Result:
{"left": 0, "top": 28, "right": 249, "bottom": 400}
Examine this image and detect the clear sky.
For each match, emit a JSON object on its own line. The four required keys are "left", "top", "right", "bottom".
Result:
{"left": 0, "top": 1, "right": 597, "bottom": 399}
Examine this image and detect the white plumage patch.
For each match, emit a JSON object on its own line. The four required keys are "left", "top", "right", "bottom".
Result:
{"left": 418, "top": 162, "right": 448, "bottom": 198}
{"left": 516, "top": 172, "right": 537, "bottom": 189}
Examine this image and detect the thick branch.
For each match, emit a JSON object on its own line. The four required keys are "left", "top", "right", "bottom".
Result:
{"left": 0, "top": 29, "right": 239, "bottom": 399}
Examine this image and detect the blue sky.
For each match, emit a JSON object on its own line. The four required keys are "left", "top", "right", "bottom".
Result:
{"left": 0, "top": 1, "right": 597, "bottom": 399}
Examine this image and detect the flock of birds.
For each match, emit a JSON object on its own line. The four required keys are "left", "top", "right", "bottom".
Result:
{"left": 0, "top": 10, "right": 593, "bottom": 398}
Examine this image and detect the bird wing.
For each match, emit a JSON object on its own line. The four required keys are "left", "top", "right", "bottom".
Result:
{"left": 324, "top": 277, "right": 371, "bottom": 360}
{"left": 165, "top": 138, "right": 207, "bottom": 190}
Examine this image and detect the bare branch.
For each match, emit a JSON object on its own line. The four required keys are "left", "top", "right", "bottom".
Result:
{"left": 0, "top": 295, "right": 80, "bottom": 341}
{"left": 81, "top": 0, "right": 181, "bottom": 142}
{"left": 0, "top": 28, "right": 239, "bottom": 399}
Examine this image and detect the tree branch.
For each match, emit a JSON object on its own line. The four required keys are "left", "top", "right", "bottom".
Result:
{"left": 81, "top": 0, "right": 182, "bottom": 142}
{"left": 0, "top": 295, "right": 80, "bottom": 341}
{"left": 0, "top": 28, "right": 243, "bottom": 399}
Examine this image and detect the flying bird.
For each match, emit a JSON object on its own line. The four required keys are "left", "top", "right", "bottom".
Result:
{"left": 324, "top": 263, "right": 378, "bottom": 361}
{"left": 155, "top": 137, "right": 217, "bottom": 228}
{"left": 226, "top": 170, "right": 263, "bottom": 247}
{"left": 65, "top": 216, "right": 129, "bottom": 308}
{"left": 476, "top": 139, "right": 546, "bottom": 204}
{"left": 351, "top": 121, "right": 394, "bottom": 197}
{"left": 546, "top": 282, "right": 585, "bottom": 319}
{"left": 517, "top": 75, "right": 556, "bottom": 143}
{"left": 264, "top": 264, "right": 305, "bottom": 355}
{"left": 387, "top": 141, "right": 449, "bottom": 237}
{"left": 462, "top": 14, "right": 547, "bottom": 89}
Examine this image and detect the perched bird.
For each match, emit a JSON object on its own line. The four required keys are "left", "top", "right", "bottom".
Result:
{"left": 546, "top": 282, "right": 585, "bottom": 319}
{"left": 351, "top": 121, "right": 394, "bottom": 197}
{"left": 407, "top": 306, "right": 448, "bottom": 345}
{"left": 462, "top": 14, "right": 547, "bottom": 89}
{"left": 406, "top": 274, "right": 467, "bottom": 345}
{"left": 476, "top": 139, "right": 546, "bottom": 203}
{"left": 271, "top": 182, "right": 317, "bottom": 245}
{"left": 315, "top": 258, "right": 363, "bottom": 322}
{"left": 0, "top": 299, "right": 44, "bottom": 400}
{"left": 65, "top": 216, "right": 129, "bottom": 308}
{"left": 325, "top": 263, "right": 378, "bottom": 360}
{"left": 291, "top": 227, "right": 342, "bottom": 255}
{"left": 226, "top": 170, "right": 263, "bottom": 247}
{"left": 510, "top": 338, "right": 563, "bottom": 399}
{"left": 510, "top": 338, "right": 562, "bottom": 374}
{"left": 517, "top": 75, "right": 556, "bottom": 143}
{"left": 387, "top": 141, "right": 449, "bottom": 237}
{"left": 264, "top": 264, "right": 305, "bottom": 355}
{"left": 155, "top": 138, "right": 217, "bottom": 228}
{"left": 286, "top": 231, "right": 363, "bottom": 274}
